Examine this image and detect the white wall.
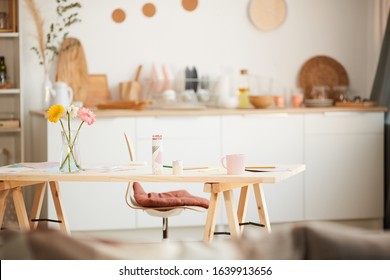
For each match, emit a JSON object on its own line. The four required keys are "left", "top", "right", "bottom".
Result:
{"left": 20, "top": 0, "right": 377, "bottom": 160}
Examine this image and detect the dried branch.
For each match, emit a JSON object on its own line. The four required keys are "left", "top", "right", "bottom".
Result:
{"left": 25, "top": 0, "right": 82, "bottom": 73}
{"left": 25, "top": 0, "right": 47, "bottom": 71}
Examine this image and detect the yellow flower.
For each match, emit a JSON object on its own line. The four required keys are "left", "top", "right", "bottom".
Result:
{"left": 47, "top": 104, "right": 65, "bottom": 123}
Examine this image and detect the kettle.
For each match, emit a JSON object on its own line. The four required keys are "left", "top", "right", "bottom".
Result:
{"left": 50, "top": 82, "right": 74, "bottom": 107}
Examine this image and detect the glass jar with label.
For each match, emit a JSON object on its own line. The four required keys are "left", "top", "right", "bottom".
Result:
{"left": 0, "top": 12, "right": 7, "bottom": 30}
{"left": 310, "top": 85, "right": 330, "bottom": 100}
{"left": 0, "top": 56, "right": 7, "bottom": 84}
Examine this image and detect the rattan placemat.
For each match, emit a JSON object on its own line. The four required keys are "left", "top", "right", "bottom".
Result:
{"left": 298, "top": 55, "right": 349, "bottom": 98}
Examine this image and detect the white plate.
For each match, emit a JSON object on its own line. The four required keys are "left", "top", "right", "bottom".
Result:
{"left": 304, "top": 98, "right": 334, "bottom": 107}
{"left": 304, "top": 99, "right": 333, "bottom": 104}
{"left": 304, "top": 102, "right": 334, "bottom": 107}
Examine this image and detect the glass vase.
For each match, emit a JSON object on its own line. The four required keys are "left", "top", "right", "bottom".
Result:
{"left": 42, "top": 72, "right": 53, "bottom": 110}
{"left": 60, "top": 130, "right": 81, "bottom": 173}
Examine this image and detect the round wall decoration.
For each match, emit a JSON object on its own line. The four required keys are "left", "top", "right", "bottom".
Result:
{"left": 143, "top": 3, "right": 157, "bottom": 18}
{"left": 112, "top": 8, "right": 126, "bottom": 23}
{"left": 249, "top": 0, "right": 287, "bottom": 31}
{"left": 182, "top": 0, "right": 198, "bottom": 12}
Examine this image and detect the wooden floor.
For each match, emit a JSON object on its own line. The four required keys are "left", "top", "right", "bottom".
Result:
{"left": 72, "top": 225, "right": 229, "bottom": 243}
{"left": 71, "top": 219, "right": 383, "bottom": 243}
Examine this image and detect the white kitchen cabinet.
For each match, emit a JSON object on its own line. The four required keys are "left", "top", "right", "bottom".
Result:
{"left": 304, "top": 112, "right": 384, "bottom": 221}
{"left": 134, "top": 116, "right": 221, "bottom": 228}
{"left": 221, "top": 114, "right": 305, "bottom": 223}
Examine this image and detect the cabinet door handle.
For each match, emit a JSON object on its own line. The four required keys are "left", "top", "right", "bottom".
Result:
{"left": 154, "top": 116, "right": 201, "bottom": 120}
{"left": 323, "top": 112, "right": 362, "bottom": 117}
{"left": 244, "top": 113, "right": 289, "bottom": 118}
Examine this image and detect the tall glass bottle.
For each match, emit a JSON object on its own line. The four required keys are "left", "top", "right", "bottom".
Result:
{"left": 0, "top": 56, "right": 7, "bottom": 84}
{"left": 238, "top": 69, "right": 252, "bottom": 109}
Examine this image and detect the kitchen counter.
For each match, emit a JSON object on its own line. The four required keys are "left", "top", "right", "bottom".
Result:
{"left": 30, "top": 106, "right": 387, "bottom": 118}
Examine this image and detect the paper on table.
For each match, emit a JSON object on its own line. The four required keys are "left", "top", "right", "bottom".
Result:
{"left": 0, "top": 162, "right": 59, "bottom": 173}
{"left": 196, "top": 167, "right": 224, "bottom": 172}
{"left": 0, "top": 167, "right": 34, "bottom": 174}
{"left": 245, "top": 166, "right": 290, "bottom": 172}
{"left": 164, "top": 165, "right": 215, "bottom": 171}
{"left": 20, "top": 162, "right": 59, "bottom": 169}
{"left": 82, "top": 165, "right": 137, "bottom": 173}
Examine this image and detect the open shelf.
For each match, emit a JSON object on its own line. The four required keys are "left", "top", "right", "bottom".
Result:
{"left": 0, "top": 32, "right": 17, "bottom": 37}
{"left": 0, "top": 127, "right": 21, "bottom": 133}
{"left": 0, "top": 88, "right": 20, "bottom": 94}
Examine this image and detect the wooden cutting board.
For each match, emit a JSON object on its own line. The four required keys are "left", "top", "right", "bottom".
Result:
{"left": 56, "top": 38, "right": 110, "bottom": 108}
{"left": 83, "top": 74, "right": 110, "bottom": 107}
{"left": 96, "top": 100, "right": 151, "bottom": 110}
{"left": 56, "top": 37, "right": 89, "bottom": 102}
{"left": 335, "top": 101, "right": 375, "bottom": 108}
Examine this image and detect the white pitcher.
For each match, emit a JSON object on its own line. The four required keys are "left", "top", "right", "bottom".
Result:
{"left": 50, "top": 82, "right": 73, "bottom": 107}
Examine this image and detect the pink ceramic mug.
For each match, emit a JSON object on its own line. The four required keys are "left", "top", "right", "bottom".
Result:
{"left": 221, "top": 154, "right": 245, "bottom": 175}
{"left": 274, "top": 96, "right": 285, "bottom": 108}
{"left": 292, "top": 94, "right": 304, "bottom": 108}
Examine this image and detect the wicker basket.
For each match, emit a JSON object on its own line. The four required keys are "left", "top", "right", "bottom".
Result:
{"left": 298, "top": 55, "right": 349, "bottom": 99}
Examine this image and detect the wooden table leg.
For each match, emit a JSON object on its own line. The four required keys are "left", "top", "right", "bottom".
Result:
{"left": 49, "top": 181, "right": 70, "bottom": 235}
{"left": 223, "top": 189, "right": 240, "bottom": 239}
{"left": 203, "top": 191, "right": 221, "bottom": 242}
{"left": 253, "top": 183, "right": 271, "bottom": 233}
{"left": 0, "top": 189, "right": 10, "bottom": 229}
{"left": 237, "top": 185, "right": 250, "bottom": 234}
{"left": 11, "top": 187, "right": 30, "bottom": 232}
{"left": 29, "top": 182, "right": 47, "bottom": 230}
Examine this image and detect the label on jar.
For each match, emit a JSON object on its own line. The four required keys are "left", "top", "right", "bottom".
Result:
{"left": 152, "top": 134, "right": 163, "bottom": 175}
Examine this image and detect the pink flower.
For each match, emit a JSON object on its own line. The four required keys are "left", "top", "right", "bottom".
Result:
{"left": 78, "top": 107, "right": 96, "bottom": 125}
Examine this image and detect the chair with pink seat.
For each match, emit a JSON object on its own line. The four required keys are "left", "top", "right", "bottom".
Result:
{"left": 124, "top": 133, "right": 209, "bottom": 240}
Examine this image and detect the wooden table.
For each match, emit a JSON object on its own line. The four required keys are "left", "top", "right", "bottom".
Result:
{"left": 0, "top": 164, "right": 305, "bottom": 242}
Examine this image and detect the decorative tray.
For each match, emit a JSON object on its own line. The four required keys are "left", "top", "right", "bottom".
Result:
{"left": 335, "top": 101, "right": 375, "bottom": 107}
{"left": 298, "top": 55, "right": 349, "bottom": 98}
{"left": 96, "top": 100, "right": 152, "bottom": 110}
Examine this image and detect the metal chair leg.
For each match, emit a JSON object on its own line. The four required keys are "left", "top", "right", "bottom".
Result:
{"left": 162, "top": 217, "right": 168, "bottom": 239}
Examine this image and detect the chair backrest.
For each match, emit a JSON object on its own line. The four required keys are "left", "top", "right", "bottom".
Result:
{"left": 124, "top": 133, "right": 135, "bottom": 162}
{"left": 124, "top": 133, "right": 144, "bottom": 210}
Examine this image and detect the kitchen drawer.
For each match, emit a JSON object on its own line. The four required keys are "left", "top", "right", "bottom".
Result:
{"left": 222, "top": 114, "right": 304, "bottom": 163}
{"left": 136, "top": 116, "right": 220, "bottom": 139}
{"left": 136, "top": 116, "right": 221, "bottom": 165}
{"left": 304, "top": 112, "right": 384, "bottom": 134}
{"left": 47, "top": 117, "right": 136, "bottom": 165}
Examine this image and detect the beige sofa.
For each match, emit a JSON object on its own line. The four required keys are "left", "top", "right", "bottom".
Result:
{"left": 1, "top": 222, "right": 389, "bottom": 260}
